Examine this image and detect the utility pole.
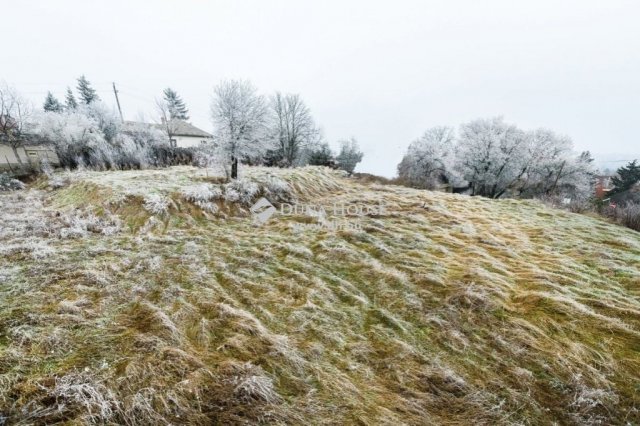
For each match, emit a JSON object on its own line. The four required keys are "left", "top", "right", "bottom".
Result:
{"left": 112, "top": 82, "right": 124, "bottom": 123}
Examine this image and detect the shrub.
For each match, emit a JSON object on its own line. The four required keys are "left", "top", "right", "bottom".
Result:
{"left": 181, "top": 184, "right": 222, "bottom": 203}
{"left": 143, "top": 194, "right": 170, "bottom": 215}
{"left": 223, "top": 179, "right": 260, "bottom": 205}
{"left": 263, "top": 177, "right": 293, "bottom": 202}
{"left": 609, "top": 203, "right": 640, "bottom": 232}
{"left": 35, "top": 108, "right": 196, "bottom": 171}
{"left": 537, "top": 195, "right": 595, "bottom": 214}
{"left": 0, "top": 173, "right": 25, "bottom": 191}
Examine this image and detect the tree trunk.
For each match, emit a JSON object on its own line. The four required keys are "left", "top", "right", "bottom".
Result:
{"left": 11, "top": 145, "right": 23, "bottom": 165}
{"left": 231, "top": 157, "right": 238, "bottom": 179}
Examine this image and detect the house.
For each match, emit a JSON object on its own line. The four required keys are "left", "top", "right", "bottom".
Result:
{"left": 123, "top": 119, "right": 213, "bottom": 149}
{"left": 0, "top": 139, "right": 60, "bottom": 172}
{"left": 163, "top": 119, "right": 213, "bottom": 148}
{"left": 1, "top": 114, "right": 60, "bottom": 172}
{"left": 594, "top": 175, "right": 614, "bottom": 198}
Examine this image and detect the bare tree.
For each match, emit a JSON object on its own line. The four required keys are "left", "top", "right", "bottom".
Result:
{"left": 270, "top": 92, "right": 320, "bottom": 166}
{"left": 210, "top": 79, "right": 268, "bottom": 179}
{"left": 155, "top": 98, "right": 180, "bottom": 146}
{"left": 0, "top": 83, "right": 34, "bottom": 165}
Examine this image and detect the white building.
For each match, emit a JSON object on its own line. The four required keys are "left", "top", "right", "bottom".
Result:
{"left": 164, "top": 119, "right": 213, "bottom": 148}
{"left": 0, "top": 141, "right": 60, "bottom": 172}
{"left": 124, "top": 119, "right": 213, "bottom": 148}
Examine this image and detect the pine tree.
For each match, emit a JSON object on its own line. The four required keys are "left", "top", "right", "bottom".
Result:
{"left": 336, "top": 138, "right": 364, "bottom": 175}
{"left": 163, "top": 87, "right": 190, "bottom": 120}
{"left": 43, "top": 92, "right": 63, "bottom": 112}
{"left": 65, "top": 87, "right": 78, "bottom": 110}
{"left": 307, "top": 143, "right": 336, "bottom": 167}
{"left": 611, "top": 160, "right": 640, "bottom": 195}
{"left": 77, "top": 75, "right": 99, "bottom": 104}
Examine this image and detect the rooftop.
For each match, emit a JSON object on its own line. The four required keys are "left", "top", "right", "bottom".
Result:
{"left": 123, "top": 119, "right": 213, "bottom": 138}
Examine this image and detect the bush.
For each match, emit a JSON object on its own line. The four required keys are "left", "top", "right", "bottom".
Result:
{"left": 607, "top": 203, "right": 640, "bottom": 232}
{"left": 223, "top": 179, "right": 260, "bottom": 205}
{"left": 149, "top": 146, "right": 194, "bottom": 167}
{"left": 0, "top": 173, "right": 26, "bottom": 191}
{"left": 36, "top": 108, "right": 196, "bottom": 171}
{"left": 537, "top": 195, "right": 595, "bottom": 214}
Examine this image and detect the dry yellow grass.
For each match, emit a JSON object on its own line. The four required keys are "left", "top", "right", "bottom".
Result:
{"left": 1, "top": 166, "right": 639, "bottom": 425}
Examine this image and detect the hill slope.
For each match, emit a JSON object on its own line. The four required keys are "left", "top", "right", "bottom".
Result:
{"left": 1, "top": 166, "right": 639, "bottom": 424}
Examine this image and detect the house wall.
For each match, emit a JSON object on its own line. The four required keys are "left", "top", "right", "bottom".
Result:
{"left": 24, "top": 146, "right": 60, "bottom": 166}
{"left": 171, "top": 136, "right": 212, "bottom": 149}
{"left": 0, "top": 144, "right": 60, "bottom": 171}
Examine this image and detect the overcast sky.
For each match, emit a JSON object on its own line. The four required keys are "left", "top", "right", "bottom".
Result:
{"left": 2, "top": 0, "right": 639, "bottom": 176}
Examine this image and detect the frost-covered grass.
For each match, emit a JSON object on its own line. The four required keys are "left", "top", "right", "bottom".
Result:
{"left": 1, "top": 166, "right": 640, "bottom": 424}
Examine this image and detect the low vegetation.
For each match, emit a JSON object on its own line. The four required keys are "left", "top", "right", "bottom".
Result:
{"left": 1, "top": 166, "right": 639, "bottom": 424}
{"left": 606, "top": 203, "right": 640, "bottom": 232}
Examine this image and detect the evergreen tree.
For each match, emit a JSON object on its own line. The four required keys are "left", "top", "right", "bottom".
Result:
{"left": 307, "top": 142, "right": 336, "bottom": 167}
{"left": 336, "top": 138, "right": 364, "bottom": 175}
{"left": 77, "top": 75, "right": 99, "bottom": 104}
{"left": 611, "top": 160, "right": 640, "bottom": 195}
{"left": 65, "top": 87, "right": 78, "bottom": 110}
{"left": 163, "top": 87, "right": 189, "bottom": 120}
{"left": 43, "top": 92, "right": 63, "bottom": 112}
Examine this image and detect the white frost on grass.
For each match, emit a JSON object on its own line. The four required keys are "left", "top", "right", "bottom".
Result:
{"left": 232, "top": 364, "right": 280, "bottom": 404}
{"left": 53, "top": 372, "right": 120, "bottom": 423}
{"left": 223, "top": 179, "right": 260, "bottom": 205}
{"left": 143, "top": 194, "right": 170, "bottom": 215}
{"left": 181, "top": 184, "right": 223, "bottom": 202}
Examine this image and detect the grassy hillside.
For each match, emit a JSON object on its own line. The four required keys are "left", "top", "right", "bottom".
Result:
{"left": 1, "top": 166, "right": 639, "bottom": 425}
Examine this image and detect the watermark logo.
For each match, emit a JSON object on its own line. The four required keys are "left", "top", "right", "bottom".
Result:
{"left": 251, "top": 199, "right": 385, "bottom": 230}
{"left": 250, "top": 197, "right": 277, "bottom": 224}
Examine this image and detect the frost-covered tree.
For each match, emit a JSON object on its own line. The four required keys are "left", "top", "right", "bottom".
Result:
{"left": 116, "top": 121, "right": 168, "bottom": 169}
{"left": 269, "top": 92, "right": 320, "bottom": 167}
{"left": 162, "top": 88, "right": 189, "bottom": 120}
{"left": 336, "top": 137, "right": 364, "bottom": 175}
{"left": 210, "top": 79, "right": 268, "bottom": 179}
{"left": 35, "top": 103, "right": 164, "bottom": 170}
{"left": 397, "top": 126, "right": 458, "bottom": 189}
{"left": 398, "top": 118, "right": 594, "bottom": 199}
{"left": 65, "top": 87, "right": 78, "bottom": 110}
{"left": 43, "top": 92, "right": 63, "bottom": 112}
{"left": 124, "top": 120, "right": 167, "bottom": 148}
{"left": 76, "top": 75, "right": 99, "bottom": 105}
{"left": 519, "top": 128, "right": 593, "bottom": 197}
{"left": 552, "top": 151, "right": 595, "bottom": 198}
{"left": 0, "top": 83, "right": 34, "bottom": 165}
{"left": 193, "top": 141, "right": 224, "bottom": 177}
{"left": 36, "top": 109, "right": 104, "bottom": 168}
{"left": 83, "top": 102, "right": 120, "bottom": 143}
{"left": 456, "top": 117, "right": 529, "bottom": 198}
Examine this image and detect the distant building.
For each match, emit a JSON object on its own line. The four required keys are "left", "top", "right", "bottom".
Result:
{"left": 123, "top": 119, "right": 213, "bottom": 149}
{"left": 163, "top": 119, "right": 213, "bottom": 148}
{"left": 0, "top": 138, "right": 60, "bottom": 172}
{"left": 594, "top": 175, "right": 614, "bottom": 198}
